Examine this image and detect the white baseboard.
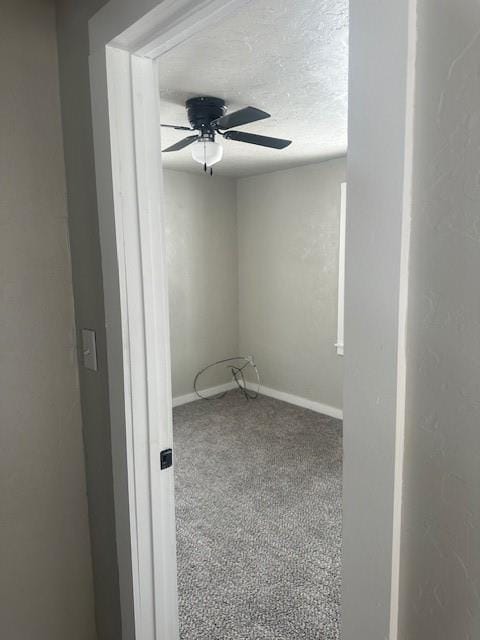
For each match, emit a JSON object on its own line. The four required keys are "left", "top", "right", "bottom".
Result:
{"left": 258, "top": 385, "right": 343, "bottom": 420}
{"left": 172, "top": 382, "right": 236, "bottom": 408}
{"left": 173, "top": 381, "right": 343, "bottom": 420}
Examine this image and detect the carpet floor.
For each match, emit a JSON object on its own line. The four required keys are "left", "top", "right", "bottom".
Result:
{"left": 173, "top": 390, "right": 342, "bottom": 640}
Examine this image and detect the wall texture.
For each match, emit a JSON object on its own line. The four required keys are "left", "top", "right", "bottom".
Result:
{"left": 236, "top": 159, "right": 345, "bottom": 410}
{"left": 53, "top": 1, "right": 121, "bottom": 639}
{"left": 164, "top": 170, "right": 239, "bottom": 397}
{"left": 399, "top": 2, "right": 480, "bottom": 638}
{"left": 0, "top": 1, "right": 96, "bottom": 638}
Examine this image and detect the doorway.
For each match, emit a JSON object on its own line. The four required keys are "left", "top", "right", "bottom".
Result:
{"left": 159, "top": 5, "right": 347, "bottom": 633}
{"left": 88, "top": 0, "right": 416, "bottom": 638}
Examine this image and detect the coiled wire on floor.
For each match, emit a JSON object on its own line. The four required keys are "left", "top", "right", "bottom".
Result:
{"left": 193, "top": 356, "right": 260, "bottom": 401}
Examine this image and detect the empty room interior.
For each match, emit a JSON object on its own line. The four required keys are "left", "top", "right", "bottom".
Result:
{"left": 159, "top": 1, "right": 348, "bottom": 637}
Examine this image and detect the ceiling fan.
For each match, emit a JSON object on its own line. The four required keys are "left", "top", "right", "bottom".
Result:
{"left": 161, "top": 96, "right": 292, "bottom": 174}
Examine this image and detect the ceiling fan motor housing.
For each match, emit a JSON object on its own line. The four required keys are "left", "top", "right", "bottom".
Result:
{"left": 186, "top": 96, "right": 226, "bottom": 135}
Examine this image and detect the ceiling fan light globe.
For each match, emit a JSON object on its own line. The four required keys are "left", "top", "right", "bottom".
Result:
{"left": 191, "top": 139, "right": 223, "bottom": 167}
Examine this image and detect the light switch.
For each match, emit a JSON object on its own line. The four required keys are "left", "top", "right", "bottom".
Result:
{"left": 81, "top": 329, "right": 98, "bottom": 371}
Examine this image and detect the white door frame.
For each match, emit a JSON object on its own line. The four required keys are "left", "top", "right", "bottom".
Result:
{"left": 88, "top": 1, "right": 417, "bottom": 639}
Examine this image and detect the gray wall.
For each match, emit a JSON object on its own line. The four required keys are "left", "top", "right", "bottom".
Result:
{"left": 164, "top": 170, "right": 239, "bottom": 397}
{"left": 399, "top": 1, "right": 480, "bottom": 638}
{"left": 54, "top": 1, "right": 121, "bottom": 639}
{"left": 342, "top": 0, "right": 414, "bottom": 637}
{"left": 0, "top": 1, "right": 96, "bottom": 638}
{"left": 237, "top": 160, "right": 345, "bottom": 410}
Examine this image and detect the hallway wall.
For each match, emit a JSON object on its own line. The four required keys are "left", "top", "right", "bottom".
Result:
{"left": 54, "top": 0, "right": 120, "bottom": 639}
{"left": 0, "top": 1, "right": 96, "bottom": 638}
{"left": 399, "top": 1, "right": 480, "bottom": 637}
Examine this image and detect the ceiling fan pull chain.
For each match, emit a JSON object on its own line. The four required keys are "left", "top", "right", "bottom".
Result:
{"left": 203, "top": 162, "right": 207, "bottom": 172}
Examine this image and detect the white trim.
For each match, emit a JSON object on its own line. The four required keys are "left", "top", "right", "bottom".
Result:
{"left": 130, "top": 53, "right": 179, "bottom": 639}
{"left": 92, "top": 45, "right": 180, "bottom": 639}
{"left": 173, "top": 382, "right": 343, "bottom": 419}
{"left": 172, "top": 382, "right": 237, "bottom": 407}
{"left": 89, "top": 45, "right": 136, "bottom": 639}
{"left": 336, "top": 182, "right": 347, "bottom": 356}
{"left": 90, "top": 0, "right": 245, "bottom": 57}
{"left": 389, "top": 0, "right": 417, "bottom": 636}
{"left": 259, "top": 386, "right": 343, "bottom": 421}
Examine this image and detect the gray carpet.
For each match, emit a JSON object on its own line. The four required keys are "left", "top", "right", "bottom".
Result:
{"left": 173, "top": 390, "right": 342, "bottom": 640}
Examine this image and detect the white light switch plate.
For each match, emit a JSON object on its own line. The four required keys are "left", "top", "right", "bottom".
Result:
{"left": 81, "top": 329, "right": 98, "bottom": 371}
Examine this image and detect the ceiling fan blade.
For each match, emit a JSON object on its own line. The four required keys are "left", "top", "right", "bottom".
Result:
{"left": 212, "top": 106, "right": 270, "bottom": 130}
{"left": 162, "top": 135, "right": 198, "bottom": 152}
{"left": 160, "top": 124, "right": 193, "bottom": 131}
{"left": 223, "top": 130, "right": 291, "bottom": 149}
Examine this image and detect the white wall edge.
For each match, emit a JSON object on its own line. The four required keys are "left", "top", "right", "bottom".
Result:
{"left": 336, "top": 182, "right": 347, "bottom": 356}
{"left": 389, "top": 0, "right": 417, "bottom": 636}
{"left": 259, "top": 386, "right": 343, "bottom": 420}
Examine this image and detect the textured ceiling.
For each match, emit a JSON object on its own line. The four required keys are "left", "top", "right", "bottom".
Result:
{"left": 158, "top": 0, "right": 348, "bottom": 178}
